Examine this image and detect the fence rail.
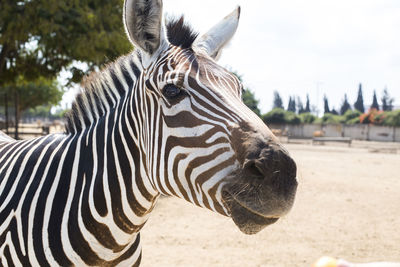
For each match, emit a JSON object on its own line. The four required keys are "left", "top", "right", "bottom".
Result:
{"left": 1, "top": 124, "right": 50, "bottom": 139}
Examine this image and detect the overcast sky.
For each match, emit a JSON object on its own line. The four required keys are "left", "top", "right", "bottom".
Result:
{"left": 162, "top": 0, "right": 400, "bottom": 114}
{"left": 60, "top": 1, "right": 400, "bottom": 115}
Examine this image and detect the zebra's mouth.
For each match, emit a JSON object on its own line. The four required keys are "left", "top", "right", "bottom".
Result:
{"left": 221, "top": 191, "right": 279, "bottom": 235}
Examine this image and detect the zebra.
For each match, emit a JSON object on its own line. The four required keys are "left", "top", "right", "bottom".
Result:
{"left": 0, "top": 0, "right": 298, "bottom": 265}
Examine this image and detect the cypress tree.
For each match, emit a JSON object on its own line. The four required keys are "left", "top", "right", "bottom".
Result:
{"left": 381, "top": 87, "right": 394, "bottom": 111}
{"left": 297, "top": 96, "right": 305, "bottom": 114}
{"left": 323, "top": 95, "right": 330, "bottom": 114}
{"left": 273, "top": 91, "right": 284, "bottom": 109}
{"left": 354, "top": 83, "right": 365, "bottom": 113}
{"left": 287, "top": 96, "right": 291, "bottom": 111}
{"left": 287, "top": 96, "right": 296, "bottom": 113}
{"left": 304, "top": 94, "right": 311, "bottom": 113}
{"left": 371, "top": 90, "right": 379, "bottom": 110}
{"left": 340, "top": 94, "right": 351, "bottom": 115}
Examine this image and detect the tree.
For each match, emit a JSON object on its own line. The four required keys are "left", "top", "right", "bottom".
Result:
{"left": 287, "top": 96, "right": 296, "bottom": 113}
{"left": 0, "top": 0, "right": 131, "bottom": 138}
{"left": 354, "top": 83, "right": 365, "bottom": 113}
{"left": 340, "top": 94, "right": 351, "bottom": 115}
{"left": 3, "top": 76, "right": 63, "bottom": 116}
{"left": 304, "top": 94, "right": 311, "bottom": 113}
{"left": 242, "top": 89, "right": 261, "bottom": 116}
{"left": 232, "top": 71, "right": 261, "bottom": 117}
{"left": 296, "top": 96, "right": 305, "bottom": 114}
{"left": 0, "top": 0, "right": 131, "bottom": 85}
{"left": 323, "top": 95, "right": 330, "bottom": 114}
{"left": 381, "top": 87, "right": 394, "bottom": 111}
{"left": 287, "top": 96, "right": 292, "bottom": 111}
{"left": 371, "top": 90, "right": 379, "bottom": 110}
{"left": 273, "top": 91, "right": 283, "bottom": 109}
{"left": 331, "top": 108, "right": 339, "bottom": 115}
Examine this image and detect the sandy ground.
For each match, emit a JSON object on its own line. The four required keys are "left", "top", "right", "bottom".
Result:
{"left": 140, "top": 141, "right": 400, "bottom": 267}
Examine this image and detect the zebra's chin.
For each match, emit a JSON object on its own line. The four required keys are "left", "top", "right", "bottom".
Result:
{"left": 221, "top": 191, "right": 280, "bottom": 235}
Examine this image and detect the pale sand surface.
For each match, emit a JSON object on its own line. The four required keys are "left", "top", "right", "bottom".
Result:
{"left": 141, "top": 143, "right": 400, "bottom": 267}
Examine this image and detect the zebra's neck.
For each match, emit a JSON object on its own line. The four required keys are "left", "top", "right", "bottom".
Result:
{"left": 36, "top": 85, "right": 160, "bottom": 264}
{"left": 66, "top": 53, "right": 161, "bottom": 227}
{"left": 48, "top": 51, "right": 159, "bottom": 263}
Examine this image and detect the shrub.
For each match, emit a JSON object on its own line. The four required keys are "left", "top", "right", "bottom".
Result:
{"left": 382, "top": 110, "right": 400, "bottom": 126}
{"left": 299, "top": 112, "right": 316, "bottom": 124}
{"left": 346, "top": 117, "right": 361, "bottom": 125}
{"left": 262, "top": 108, "right": 286, "bottom": 124}
{"left": 360, "top": 108, "right": 384, "bottom": 125}
{"left": 285, "top": 111, "right": 301, "bottom": 124}
{"left": 343, "top": 110, "right": 361, "bottom": 123}
{"left": 321, "top": 113, "right": 345, "bottom": 124}
{"left": 262, "top": 108, "right": 301, "bottom": 125}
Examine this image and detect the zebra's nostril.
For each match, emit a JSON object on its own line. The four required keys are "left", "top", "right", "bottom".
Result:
{"left": 244, "top": 161, "right": 264, "bottom": 179}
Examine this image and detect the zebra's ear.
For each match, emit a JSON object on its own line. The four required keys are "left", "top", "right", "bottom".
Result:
{"left": 193, "top": 6, "right": 240, "bottom": 60}
{"left": 123, "top": 0, "right": 167, "bottom": 63}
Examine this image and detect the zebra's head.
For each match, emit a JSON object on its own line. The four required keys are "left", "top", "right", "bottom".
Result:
{"left": 123, "top": 0, "right": 297, "bottom": 234}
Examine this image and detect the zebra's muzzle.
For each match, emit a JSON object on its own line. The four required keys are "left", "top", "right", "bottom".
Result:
{"left": 221, "top": 144, "right": 298, "bottom": 234}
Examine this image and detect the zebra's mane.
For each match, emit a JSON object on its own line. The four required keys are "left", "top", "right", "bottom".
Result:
{"left": 65, "top": 16, "right": 198, "bottom": 134}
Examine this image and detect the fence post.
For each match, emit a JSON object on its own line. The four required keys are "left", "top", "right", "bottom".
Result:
{"left": 4, "top": 93, "right": 9, "bottom": 134}
{"left": 14, "top": 90, "right": 19, "bottom": 140}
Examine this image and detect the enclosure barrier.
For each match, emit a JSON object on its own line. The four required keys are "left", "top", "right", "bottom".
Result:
{"left": 269, "top": 123, "right": 400, "bottom": 142}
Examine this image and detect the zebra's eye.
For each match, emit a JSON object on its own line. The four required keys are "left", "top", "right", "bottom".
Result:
{"left": 163, "top": 84, "right": 182, "bottom": 99}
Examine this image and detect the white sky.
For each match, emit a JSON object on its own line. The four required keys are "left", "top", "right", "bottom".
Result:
{"left": 62, "top": 0, "right": 400, "bottom": 115}
{"left": 164, "top": 0, "right": 400, "bottom": 114}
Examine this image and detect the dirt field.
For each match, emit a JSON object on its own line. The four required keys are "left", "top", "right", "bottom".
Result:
{"left": 140, "top": 141, "right": 400, "bottom": 267}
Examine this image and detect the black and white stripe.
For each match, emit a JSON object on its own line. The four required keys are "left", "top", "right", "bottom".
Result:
{"left": 0, "top": 1, "right": 282, "bottom": 265}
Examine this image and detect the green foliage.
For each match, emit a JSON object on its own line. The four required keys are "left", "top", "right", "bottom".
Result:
{"left": 287, "top": 96, "right": 296, "bottom": 113}
{"left": 232, "top": 71, "right": 262, "bottom": 117}
{"left": 263, "top": 108, "right": 286, "bottom": 124}
{"left": 330, "top": 108, "right": 339, "bottom": 115}
{"left": 0, "top": 0, "right": 131, "bottom": 136}
{"left": 381, "top": 110, "right": 400, "bottom": 126}
{"left": 24, "top": 105, "right": 69, "bottom": 119}
{"left": 340, "top": 94, "right": 351, "bottom": 115}
{"left": 23, "top": 105, "right": 52, "bottom": 118}
{"left": 262, "top": 108, "right": 300, "bottom": 125}
{"left": 304, "top": 94, "right": 311, "bottom": 113}
{"left": 261, "top": 102, "right": 400, "bottom": 127}
{"left": 381, "top": 88, "right": 394, "bottom": 111}
{"left": 323, "top": 95, "right": 330, "bottom": 114}
{"left": 242, "top": 89, "right": 261, "bottom": 116}
{"left": 285, "top": 111, "right": 301, "bottom": 124}
{"left": 343, "top": 109, "right": 361, "bottom": 123}
{"left": 3, "top": 76, "right": 63, "bottom": 114}
{"left": 296, "top": 96, "right": 305, "bottom": 114}
{"left": 272, "top": 91, "right": 283, "bottom": 109}
{"left": 299, "top": 112, "right": 316, "bottom": 124}
{"left": 354, "top": 83, "right": 365, "bottom": 113}
{"left": 0, "top": 0, "right": 131, "bottom": 89}
{"left": 370, "top": 91, "right": 380, "bottom": 110}
{"left": 321, "top": 113, "right": 346, "bottom": 124}
{"left": 346, "top": 117, "right": 361, "bottom": 125}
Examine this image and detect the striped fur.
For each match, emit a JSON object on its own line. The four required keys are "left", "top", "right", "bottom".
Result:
{"left": 0, "top": 2, "right": 297, "bottom": 266}
{"left": 0, "top": 16, "right": 253, "bottom": 265}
